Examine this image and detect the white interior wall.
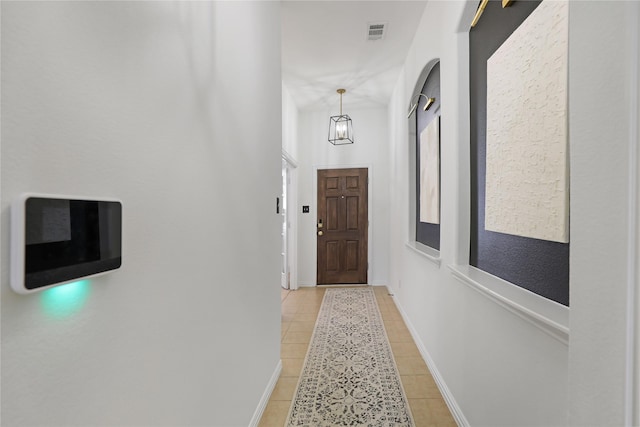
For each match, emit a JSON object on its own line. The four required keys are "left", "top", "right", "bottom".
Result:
{"left": 0, "top": 2, "right": 282, "bottom": 426}
{"left": 388, "top": 1, "right": 570, "bottom": 425}
{"left": 567, "top": 2, "right": 640, "bottom": 425}
{"left": 388, "top": 1, "right": 639, "bottom": 426}
{"left": 636, "top": 15, "right": 640, "bottom": 420}
{"left": 637, "top": 8, "right": 640, "bottom": 413}
{"left": 297, "top": 108, "right": 390, "bottom": 286}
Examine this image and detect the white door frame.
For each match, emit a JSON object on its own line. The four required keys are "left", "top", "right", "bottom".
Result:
{"left": 283, "top": 150, "right": 298, "bottom": 290}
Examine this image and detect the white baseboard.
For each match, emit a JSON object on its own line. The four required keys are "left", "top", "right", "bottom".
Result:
{"left": 297, "top": 283, "right": 389, "bottom": 287}
{"left": 248, "top": 360, "right": 282, "bottom": 427}
{"left": 391, "top": 296, "right": 469, "bottom": 427}
{"left": 297, "top": 282, "right": 316, "bottom": 287}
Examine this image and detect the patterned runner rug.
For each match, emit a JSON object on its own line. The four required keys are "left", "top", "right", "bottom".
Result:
{"left": 286, "top": 287, "right": 415, "bottom": 426}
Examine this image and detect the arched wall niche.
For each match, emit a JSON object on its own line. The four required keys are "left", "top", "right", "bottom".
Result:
{"left": 407, "top": 59, "right": 441, "bottom": 252}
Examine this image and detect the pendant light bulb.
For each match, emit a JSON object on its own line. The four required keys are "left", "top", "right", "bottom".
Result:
{"left": 336, "top": 122, "right": 347, "bottom": 139}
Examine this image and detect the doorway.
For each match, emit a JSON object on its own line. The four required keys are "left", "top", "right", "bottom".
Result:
{"left": 281, "top": 159, "right": 290, "bottom": 289}
{"left": 316, "top": 168, "right": 368, "bottom": 284}
{"left": 281, "top": 154, "right": 298, "bottom": 290}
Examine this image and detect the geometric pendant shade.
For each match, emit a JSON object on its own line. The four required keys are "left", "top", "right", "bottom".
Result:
{"left": 328, "top": 89, "right": 354, "bottom": 145}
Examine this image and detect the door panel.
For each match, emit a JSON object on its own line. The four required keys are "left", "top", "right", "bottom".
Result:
{"left": 326, "top": 241, "right": 339, "bottom": 271}
{"left": 326, "top": 197, "right": 339, "bottom": 230}
{"left": 317, "top": 168, "right": 368, "bottom": 284}
{"left": 346, "top": 240, "right": 359, "bottom": 271}
{"left": 346, "top": 197, "right": 359, "bottom": 230}
{"left": 346, "top": 176, "right": 360, "bottom": 189}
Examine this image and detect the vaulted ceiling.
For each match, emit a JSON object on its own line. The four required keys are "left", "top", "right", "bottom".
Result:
{"left": 281, "top": 1, "right": 428, "bottom": 111}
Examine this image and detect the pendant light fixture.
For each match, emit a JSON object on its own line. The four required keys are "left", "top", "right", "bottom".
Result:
{"left": 328, "top": 89, "right": 354, "bottom": 145}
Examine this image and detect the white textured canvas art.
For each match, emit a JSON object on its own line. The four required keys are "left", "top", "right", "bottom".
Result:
{"left": 485, "top": 0, "right": 569, "bottom": 243}
{"left": 420, "top": 117, "right": 439, "bottom": 224}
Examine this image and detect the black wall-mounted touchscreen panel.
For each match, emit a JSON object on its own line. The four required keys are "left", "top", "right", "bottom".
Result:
{"left": 23, "top": 197, "right": 122, "bottom": 290}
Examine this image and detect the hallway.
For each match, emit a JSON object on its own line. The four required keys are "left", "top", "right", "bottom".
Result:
{"left": 1, "top": 2, "right": 637, "bottom": 425}
{"left": 259, "top": 286, "right": 456, "bottom": 426}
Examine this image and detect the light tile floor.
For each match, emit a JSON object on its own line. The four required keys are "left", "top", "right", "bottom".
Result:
{"left": 259, "top": 285, "right": 457, "bottom": 427}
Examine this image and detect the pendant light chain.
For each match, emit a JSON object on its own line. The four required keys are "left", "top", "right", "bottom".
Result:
{"left": 337, "top": 88, "right": 346, "bottom": 116}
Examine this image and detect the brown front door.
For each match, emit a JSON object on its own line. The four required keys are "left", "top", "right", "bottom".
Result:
{"left": 317, "top": 168, "right": 368, "bottom": 284}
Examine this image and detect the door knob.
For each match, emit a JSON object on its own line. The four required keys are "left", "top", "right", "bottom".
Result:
{"left": 318, "top": 230, "right": 324, "bottom": 236}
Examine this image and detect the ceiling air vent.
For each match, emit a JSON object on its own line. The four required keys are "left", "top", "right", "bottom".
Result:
{"left": 367, "top": 22, "right": 386, "bottom": 41}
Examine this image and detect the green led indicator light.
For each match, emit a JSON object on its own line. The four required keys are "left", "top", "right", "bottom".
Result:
{"left": 40, "top": 280, "right": 90, "bottom": 318}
